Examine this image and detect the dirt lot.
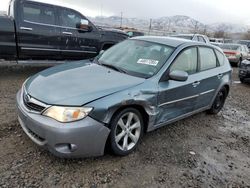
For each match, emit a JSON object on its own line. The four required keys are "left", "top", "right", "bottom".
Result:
{"left": 0, "top": 63, "right": 250, "bottom": 188}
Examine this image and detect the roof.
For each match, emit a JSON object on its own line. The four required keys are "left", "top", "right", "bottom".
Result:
{"left": 132, "top": 36, "right": 199, "bottom": 48}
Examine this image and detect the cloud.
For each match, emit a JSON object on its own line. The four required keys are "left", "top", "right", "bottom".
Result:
{"left": 1, "top": 0, "right": 250, "bottom": 25}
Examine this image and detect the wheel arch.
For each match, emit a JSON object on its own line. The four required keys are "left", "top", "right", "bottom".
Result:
{"left": 108, "top": 104, "right": 149, "bottom": 133}
{"left": 209, "top": 83, "right": 230, "bottom": 108}
{"left": 223, "top": 84, "right": 230, "bottom": 96}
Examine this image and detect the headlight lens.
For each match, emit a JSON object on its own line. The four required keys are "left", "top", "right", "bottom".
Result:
{"left": 43, "top": 106, "right": 93, "bottom": 123}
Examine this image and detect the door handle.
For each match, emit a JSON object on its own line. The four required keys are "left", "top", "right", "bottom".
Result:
{"left": 62, "top": 32, "right": 73, "bottom": 35}
{"left": 20, "top": 27, "right": 33, "bottom": 31}
{"left": 217, "top": 74, "right": 223, "bottom": 79}
{"left": 192, "top": 81, "right": 200, "bottom": 88}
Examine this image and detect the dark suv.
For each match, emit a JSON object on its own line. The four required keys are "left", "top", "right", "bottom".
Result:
{"left": 239, "top": 58, "right": 250, "bottom": 83}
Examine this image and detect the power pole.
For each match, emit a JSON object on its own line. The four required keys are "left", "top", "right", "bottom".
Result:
{"left": 148, "top": 18, "right": 152, "bottom": 35}
{"left": 120, "top": 12, "right": 123, "bottom": 28}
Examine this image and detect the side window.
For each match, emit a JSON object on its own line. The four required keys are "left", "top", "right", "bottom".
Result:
{"left": 198, "top": 36, "right": 206, "bottom": 43}
{"left": 215, "top": 50, "right": 225, "bottom": 66}
{"left": 60, "top": 9, "right": 83, "bottom": 28}
{"left": 8, "top": 0, "right": 14, "bottom": 17}
{"left": 199, "top": 47, "right": 217, "bottom": 71}
{"left": 170, "top": 48, "right": 198, "bottom": 75}
{"left": 22, "top": 3, "right": 55, "bottom": 25}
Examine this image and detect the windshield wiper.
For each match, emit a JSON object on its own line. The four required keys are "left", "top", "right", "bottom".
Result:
{"left": 99, "top": 62, "right": 128, "bottom": 74}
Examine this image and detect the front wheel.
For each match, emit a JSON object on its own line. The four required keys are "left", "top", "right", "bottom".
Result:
{"left": 240, "top": 78, "right": 245, "bottom": 83}
{"left": 207, "top": 87, "right": 228, "bottom": 114}
{"left": 110, "top": 108, "right": 144, "bottom": 156}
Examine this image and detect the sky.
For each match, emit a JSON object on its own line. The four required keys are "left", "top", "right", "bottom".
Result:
{"left": 1, "top": 0, "right": 250, "bottom": 25}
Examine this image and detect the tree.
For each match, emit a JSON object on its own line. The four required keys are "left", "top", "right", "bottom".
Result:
{"left": 190, "top": 20, "right": 199, "bottom": 33}
{"left": 214, "top": 31, "right": 226, "bottom": 38}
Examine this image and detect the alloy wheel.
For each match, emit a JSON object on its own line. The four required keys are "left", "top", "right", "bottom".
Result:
{"left": 114, "top": 112, "right": 141, "bottom": 151}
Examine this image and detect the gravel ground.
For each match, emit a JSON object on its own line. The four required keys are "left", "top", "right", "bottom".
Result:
{"left": 0, "top": 62, "right": 250, "bottom": 188}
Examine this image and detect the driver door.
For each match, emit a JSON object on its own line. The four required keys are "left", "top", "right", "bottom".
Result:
{"left": 156, "top": 47, "right": 201, "bottom": 125}
{"left": 58, "top": 8, "right": 83, "bottom": 59}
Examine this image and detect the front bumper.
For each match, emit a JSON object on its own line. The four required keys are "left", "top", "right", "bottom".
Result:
{"left": 239, "top": 65, "right": 250, "bottom": 79}
{"left": 16, "top": 90, "right": 110, "bottom": 158}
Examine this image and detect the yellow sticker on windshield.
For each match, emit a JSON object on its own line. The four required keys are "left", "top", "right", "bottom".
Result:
{"left": 137, "top": 59, "right": 159, "bottom": 66}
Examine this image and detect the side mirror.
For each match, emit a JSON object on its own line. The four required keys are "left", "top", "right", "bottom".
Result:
{"left": 76, "top": 19, "right": 92, "bottom": 32}
{"left": 127, "top": 31, "right": 133, "bottom": 37}
{"left": 96, "top": 50, "right": 105, "bottom": 59}
{"left": 169, "top": 70, "right": 188, "bottom": 82}
{"left": 99, "top": 50, "right": 105, "bottom": 55}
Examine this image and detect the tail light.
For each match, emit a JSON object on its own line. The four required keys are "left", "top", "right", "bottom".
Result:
{"left": 224, "top": 51, "right": 237, "bottom": 55}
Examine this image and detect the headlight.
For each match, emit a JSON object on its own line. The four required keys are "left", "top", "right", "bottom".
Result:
{"left": 43, "top": 106, "right": 93, "bottom": 123}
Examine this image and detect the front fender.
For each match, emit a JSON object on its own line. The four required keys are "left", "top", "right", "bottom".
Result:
{"left": 87, "top": 81, "right": 158, "bottom": 131}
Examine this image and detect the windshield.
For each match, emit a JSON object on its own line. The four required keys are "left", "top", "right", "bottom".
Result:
{"left": 220, "top": 44, "right": 240, "bottom": 51}
{"left": 239, "top": 41, "right": 250, "bottom": 47}
{"left": 98, "top": 40, "right": 174, "bottom": 78}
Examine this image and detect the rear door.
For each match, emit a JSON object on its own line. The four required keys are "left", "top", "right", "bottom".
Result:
{"left": 157, "top": 47, "right": 200, "bottom": 124}
{"left": 195, "top": 47, "right": 222, "bottom": 109}
{"left": 58, "top": 8, "right": 99, "bottom": 59}
{"left": 16, "top": 1, "right": 61, "bottom": 59}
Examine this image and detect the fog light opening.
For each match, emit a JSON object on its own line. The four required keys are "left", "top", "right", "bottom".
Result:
{"left": 68, "top": 144, "right": 77, "bottom": 152}
{"left": 55, "top": 143, "right": 78, "bottom": 154}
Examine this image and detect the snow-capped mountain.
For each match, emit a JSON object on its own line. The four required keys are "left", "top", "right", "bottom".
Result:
{"left": 90, "top": 15, "right": 249, "bottom": 34}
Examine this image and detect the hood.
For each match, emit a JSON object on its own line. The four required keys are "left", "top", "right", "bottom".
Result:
{"left": 99, "top": 27, "right": 128, "bottom": 37}
{"left": 26, "top": 60, "right": 144, "bottom": 106}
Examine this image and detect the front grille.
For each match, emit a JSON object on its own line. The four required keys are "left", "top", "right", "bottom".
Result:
{"left": 24, "top": 100, "right": 46, "bottom": 112}
{"left": 23, "top": 92, "right": 46, "bottom": 113}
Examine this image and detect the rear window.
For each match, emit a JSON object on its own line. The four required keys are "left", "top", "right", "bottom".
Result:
{"left": 220, "top": 44, "right": 240, "bottom": 51}
{"left": 173, "top": 35, "right": 192, "bottom": 40}
{"left": 199, "top": 47, "right": 217, "bottom": 71}
{"left": 215, "top": 50, "right": 225, "bottom": 66}
{"left": 22, "top": 3, "right": 55, "bottom": 25}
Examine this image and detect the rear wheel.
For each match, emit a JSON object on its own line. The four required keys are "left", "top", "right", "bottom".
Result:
{"left": 110, "top": 108, "right": 144, "bottom": 156}
{"left": 237, "top": 57, "right": 242, "bottom": 67}
{"left": 207, "top": 87, "right": 228, "bottom": 114}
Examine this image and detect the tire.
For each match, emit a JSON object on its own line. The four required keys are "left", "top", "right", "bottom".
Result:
{"left": 240, "top": 78, "right": 245, "bottom": 83}
{"left": 207, "top": 87, "right": 228, "bottom": 114}
{"left": 110, "top": 108, "right": 144, "bottom": 156}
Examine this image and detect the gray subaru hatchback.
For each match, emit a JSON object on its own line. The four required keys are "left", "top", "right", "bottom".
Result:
{"left": 16, "top": 37, "right": 232, "bottom": 158}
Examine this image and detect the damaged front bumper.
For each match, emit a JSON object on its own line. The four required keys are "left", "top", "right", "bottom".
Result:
{"left": 16, "top": 90, "right": 110, "bottom": 158}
